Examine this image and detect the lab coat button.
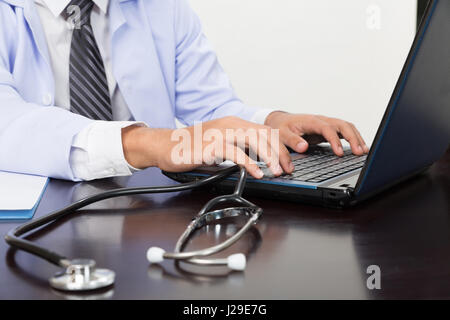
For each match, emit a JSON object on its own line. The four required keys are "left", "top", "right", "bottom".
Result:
{"left": 42, "top": 94, "right": 52, "bottom": 106}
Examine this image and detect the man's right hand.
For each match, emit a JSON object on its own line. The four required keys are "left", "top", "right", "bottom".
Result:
{"left": 121, "top": 116, "right": 294, "bottom": 179}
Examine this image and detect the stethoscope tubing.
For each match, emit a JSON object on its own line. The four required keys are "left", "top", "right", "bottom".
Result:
{"left": 164, "top": 210, "right": 260, "bottom": 260}
{"left": 167, "top": 168, "right": 261, "bottom": 262}
{"left": 4, "top": 165, "right": 241, "bottom": 267}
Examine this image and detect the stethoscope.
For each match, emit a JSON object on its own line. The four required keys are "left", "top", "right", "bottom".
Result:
{"left": 5, "top": 166, "right": 263, "bottom": 292}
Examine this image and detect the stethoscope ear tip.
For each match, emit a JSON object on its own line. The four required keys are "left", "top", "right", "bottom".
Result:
{"left": 227, "top": 253, "right": 246, "bottom": 271}
{"left": 147, "top": 247, "right": 166, "bottom": 264}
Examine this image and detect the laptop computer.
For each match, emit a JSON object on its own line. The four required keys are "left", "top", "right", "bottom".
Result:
{"left": 164, "top": 0, "right": 450, "bottom": 208}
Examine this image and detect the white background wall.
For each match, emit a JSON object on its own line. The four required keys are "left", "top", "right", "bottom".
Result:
{"left": 189, "top": 0, "right": 417, "bottom": 144}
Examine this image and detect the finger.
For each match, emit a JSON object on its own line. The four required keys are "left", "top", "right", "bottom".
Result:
{"left": 224, "top": 123, "right": 284, "bottom": 176}
{"left": 320, "top": 124, "right": 345, "bottom": 157}
{"left": 281, "top": 130, "right": 309, "bottom": 154}
{"left": 350, "top": 124, "right": 369, "bottom": 153}
{"left": 259, "top": 127, "right": 293, "bottom": 175}
{"left": 248, "top": 128, "right": 284, "bottom": 176}
{"left": 344, "top": 122, "right": 367, "bottom": 154}
{"left": 336, "top": 122, "right": 365, "bottom": 156}
{"left": 293, "top": 118, "right": 344, "bottom": 156}
{"left": 223, "top": 144, "right": 264, "bottom": 179}
{"left": 278, "top": 144, "right": 295, "bottom": 174}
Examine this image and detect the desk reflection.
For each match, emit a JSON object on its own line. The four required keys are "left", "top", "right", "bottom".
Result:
{"left": 350, "top": 165, "right": 450, "bottom": 299}
{"left": 3, "top": 150, "right": 448, "bottom": 299}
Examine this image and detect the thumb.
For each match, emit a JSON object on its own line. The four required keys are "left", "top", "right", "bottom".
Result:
{"left": 282, "top": 130, "right": 309, "bottom": 154}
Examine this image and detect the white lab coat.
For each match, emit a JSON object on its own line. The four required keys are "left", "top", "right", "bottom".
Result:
{"left": 0, "top": 0, "right": 263, "bottom": 180}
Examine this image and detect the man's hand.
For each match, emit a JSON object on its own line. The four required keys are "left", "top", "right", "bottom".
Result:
{"left": 122, "top": 113, "right": 369, "bottom": 180}
{"left": 122, "top": 117, "right": 293, "bottom": 179}
{"left": 264, "top": 111, "right": 369, "bottom": 157}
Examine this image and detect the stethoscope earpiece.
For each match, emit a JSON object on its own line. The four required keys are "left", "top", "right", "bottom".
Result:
{"left": 147, "top": 247, "right": 166, "bottom": 264}
{"left": 227, "top": 253, "right": 246, "bottom": 271}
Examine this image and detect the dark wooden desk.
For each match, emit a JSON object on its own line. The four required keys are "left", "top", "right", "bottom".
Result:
{"left": 1, "top": 149, "right": 449, "bottom": 300}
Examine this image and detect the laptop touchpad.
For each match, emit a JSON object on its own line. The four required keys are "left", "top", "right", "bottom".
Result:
{"left": 325, "top": 172, "right": 360, "bottom": 188}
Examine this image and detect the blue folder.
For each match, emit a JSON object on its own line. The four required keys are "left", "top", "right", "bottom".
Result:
{"left": 0, "top": 178, "right": 49, "bottom": 220}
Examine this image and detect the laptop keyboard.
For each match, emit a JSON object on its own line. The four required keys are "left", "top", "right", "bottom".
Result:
{"left": 280, "top": 149, "right": 367, "bottom": 183}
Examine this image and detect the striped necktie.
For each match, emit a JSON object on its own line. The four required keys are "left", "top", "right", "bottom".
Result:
{"left": 67, "top": 0, "right": 113, "bottom": 120}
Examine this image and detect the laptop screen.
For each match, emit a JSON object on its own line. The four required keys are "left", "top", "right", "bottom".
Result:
{"left": 356, "top": 0, "right": 450, "bottom": 196}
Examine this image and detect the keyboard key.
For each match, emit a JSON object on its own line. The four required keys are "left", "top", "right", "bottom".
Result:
{"left": 289, "top": 148, "right": 366, "bottom": 182}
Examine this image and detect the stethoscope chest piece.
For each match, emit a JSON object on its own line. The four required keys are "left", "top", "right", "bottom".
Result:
{"left": 49, "top": 259, "right": 115, "bottom": 291}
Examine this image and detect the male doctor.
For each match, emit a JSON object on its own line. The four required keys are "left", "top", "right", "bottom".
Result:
{"left": 0, "top": 0, "right": 369, "bottom": 181}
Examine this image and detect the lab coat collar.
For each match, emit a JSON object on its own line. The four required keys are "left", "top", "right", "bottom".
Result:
{"left": 2, "top": 0, "right": 133, "bottom": 68}
{"left": 21, "top": 0, "right": 55, "bottom": 100}
{"left": 1, "top": 0, "right": 23, "bottom": 7}
{"left": 109, "top": 0, "right": 127, "bottom": 36}
{"left": 34, "top": 0, "right": 109, "bottom": 17}
{"left": 3, "top": 0, "right": 110, "bottom": 13}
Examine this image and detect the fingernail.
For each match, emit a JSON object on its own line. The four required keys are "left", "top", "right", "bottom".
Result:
{"left": 338, "top": 146, "right": 343, "bottom": 154}
{"left": 297, "top": 142, "right": 308, "bottom": 150}
{"left": 363, "top": 145, "right": 370, "bottom": 153}
{"left": 358, "top": 145, "right": 364, "bottom": 153}
{"left": 255, "top": 168, "right": 264, "bottom": 179}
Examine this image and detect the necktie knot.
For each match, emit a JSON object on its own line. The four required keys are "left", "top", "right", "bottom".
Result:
{"left": 65, "top": 0, "right": 95, "bottom": 26}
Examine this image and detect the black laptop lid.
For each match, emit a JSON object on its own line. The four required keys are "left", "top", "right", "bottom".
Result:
{"left": 356, "top": 0, "right": 450, "bottom": 196}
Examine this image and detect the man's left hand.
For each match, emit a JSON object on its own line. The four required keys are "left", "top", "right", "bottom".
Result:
{"left": 265, "top": 111, "right": 370, "bottom": 157}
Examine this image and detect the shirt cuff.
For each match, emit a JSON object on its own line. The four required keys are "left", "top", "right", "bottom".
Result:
{"left": 250, "top": 108, "right": 278, "bottom": 125}
{"left": 70, "top": 121, "right": 147, "bottom": 181}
